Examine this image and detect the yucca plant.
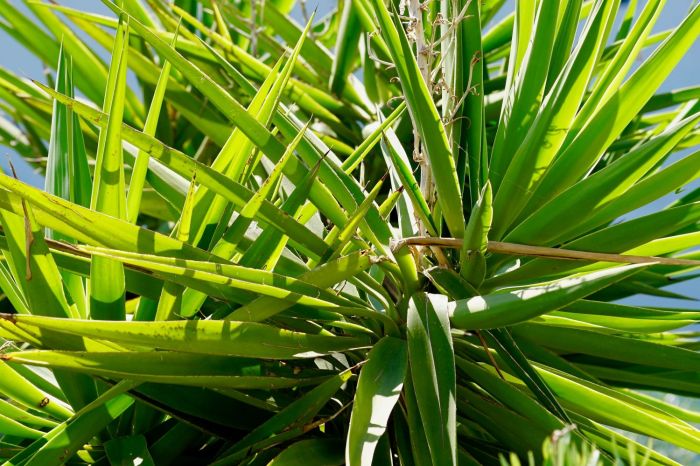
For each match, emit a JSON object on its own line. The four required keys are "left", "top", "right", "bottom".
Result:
{"left": 502, "top": 428, "right": 617, "bottom": 466}
{"left": 0, "top": 0, "right": 699, "bottom": 464}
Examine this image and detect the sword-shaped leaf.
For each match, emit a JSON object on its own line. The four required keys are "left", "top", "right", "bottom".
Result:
{"left": 0, "top": 314, "right": 371, "bottom": 359}
{"left": 407, "top": 293, "right": 457, "bottom": 466}
{"left": 3, "top": 350, "right": 329, "bottom": 390}
{"left": 452, "top": 264, "right": 645, "bottom": 329}
{"left": 89, "top": 13, "right": 129, "bottom": 321}
{"left": 346, "top": 337, "right": 406, "bottom": 466}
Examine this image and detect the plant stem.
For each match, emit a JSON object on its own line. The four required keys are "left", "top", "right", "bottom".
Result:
{"left": 393, "top": 236, "right": 700, "bottom": 266}
{"left": 409, "top": 0, "right": 435, "bottom": 237}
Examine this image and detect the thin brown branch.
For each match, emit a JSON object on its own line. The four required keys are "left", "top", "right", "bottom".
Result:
{"left": 392, "top": 236, "right": 700, "bottom": 267}
{"left": 476, "top": 330, "right": 505, "bottom": 380}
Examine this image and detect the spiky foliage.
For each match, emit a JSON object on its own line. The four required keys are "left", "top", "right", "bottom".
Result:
{"left": 0, "top": 1, "right": 699, "bottom": 465}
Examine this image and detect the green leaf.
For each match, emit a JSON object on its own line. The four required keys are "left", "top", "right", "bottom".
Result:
{"left": 452, "top": 264, "right": 645, "bottom": 329}
{"left": 154, "top": 173, "right": 197, "bottom": 321}
{"left": 0, "top": 192, "right": 78, "bottom": 320}
{"left": 489, "top": 0, "right": 560, "bottom": 195}
{"left": 0, "top": 413, "right": 43, "bottom": 439}
{"left": 319, "top": 174, "right": 386, "bottom": 264}
{"left": 45, "top": 47, "right": 91, "bottom": 214}
{"left": 238, "top": 161, "right": 321, "bottom": 271}
{"left": 4, "top": 350, "right": 328, "bottom": 390}
{"left": 24, "top": 1, "right": 143, "bottom": 126}
{"left": 330, "top": 0, "right": 361, "bottom": 95}
{"left": 490, "top": 202, "right": 700, "bottom": 285}
{"left": 209, "top": 123, "right": 309, "bottom": 263}
{"left": 89, "top": 13, "right": 129, "bottom": 321}
{"left": 486, "top": 328, "right": 570, "bottom": 422}
{"left": 214, "top": 370, "right": 353, "bottom": 464}
{"left": 0, "top": 263, "right": 29, "bottom": 316}
{"left": 0, "top": 168, "right": 99, "bottom": 412}
{"left": 342, "top": 103, "right": 406, "bottom": 174}
{"left": 257, "top": 2, "right": 333, "bottom": 75}
{"left": 491, "top": 0, "right": 618, "bottom": 238}
{"left": 558, "top": 148, "right": 700, "bottom": 245}
{"left": 186, "top": 24, "right": 308, "bottom": 249}
{"left": 423, "top": 266, "right": 478, "bottom": 300}
{"left": 16, "top": 381, "right": 136, "bottom": 466}
{"left": 0, "top": 361, "right": 72, "bottom": 421}
{"left": 407, "top": 293, "right": 457, "bottom": 466}
{"left": 545, "top": 0, "right": 583, "bottom": 92}
{"left": 44, "top": 45, "right": 91, "bottom": 320}
{"left": 227, "top": 251, "right": 376, "bottom": 322}
{"left": 0, "top": 173, "right": 214, "bottom": 264}
{"left": 78, "top": 245, "right": 363, "bottom": 312}
{"left": 1, "top": 314, "right": 371, "bottom": 360}
{"left": 452, "top": 0, "right": 485, "bottom": 200}
{"left": 381, "top": 128, "right": 438, "bottom": 236}
{"left": 104, "top": 435, "right": 155, "bottom": 466}
{"left": 99, "top": 1, "right": 349, "bottom": 228}
{"left": 0, "top": 398, "right": 57, "bottom": 429}
{"left": 525, "top": 2, "right": 700, "bottom": 211}
{"left": 367, "top": 0, "right": 465, "bottom": 237}
{"left": 536, "top": 366, "right": 700, "bottom": 454}
{"left": 346, "top": 337, "right": 407, "bottom": 466}
{"left": 270, "top": 439, "right": 344, "bottom": 466}
{"left": 0, "top": 0, "right": 59, "bottom": 72}
{"left": 49, "top": 4, "right": 232, "bottom": 148}
{"left": 126, "top": 30, "right": 175, "bottom": 225}
{"left": 570, "top": 412, "right": 681, "bottom": 466}
{"left": 455, "top": 357, "right": 563, "bottom": 432}
{"left": 514, "top": 324, "right": 700, "bottom": 372}
{"left": 170, "top": 4, "right": 352, "bottom": 135}
{"left": 396, "top": 378, "right": 432, "bottom": 466}
{"left": 460, "top": 181, "right": 492, "bottom": 287}
{"left": 33, "top": 84, "right": 331, "bottom": 259}
{"left": 552, "top": 300, "right": 699, "bottom": 333}
{"left": 571, "top": 0, "right": 665, "bottom": 142}
{"left": 506, "top": 113, "right": 700, "bottom": 246}
{"left": 147, "top": 423, "right": 201, "bottom": 465}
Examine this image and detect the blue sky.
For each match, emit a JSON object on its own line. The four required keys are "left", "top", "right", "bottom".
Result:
{"left": 0, "top": 1, "right": 698, "bottom": 306}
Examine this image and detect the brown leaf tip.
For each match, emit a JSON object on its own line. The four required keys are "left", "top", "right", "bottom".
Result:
{"left": 0, "top": 313, "right": 17, "bottom": 324}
